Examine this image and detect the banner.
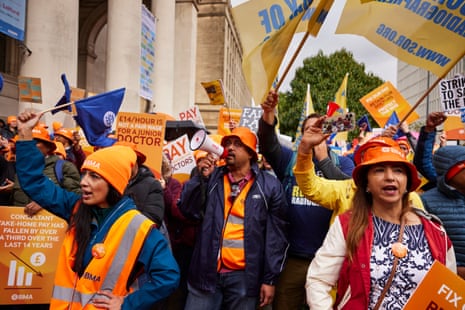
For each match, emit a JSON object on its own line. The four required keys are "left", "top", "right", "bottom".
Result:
{"left": 217, "top": 107, "right": 242, "bottom": 136}
{"left": 0, "top": 0, "right": 26, "bottom": 41}
{"left": 404, "top": 261, "right": 465, "bottom": 310}
{"left": 239, "top": 107, "right": 263, "bottom": 133}
{"left": 336, "top": 0, "right": 465, "bottom": 77}
{"left": 140, "top": 4, "right": 155, "bottom": 101}
{"left": 116, "top": 112, "right": 166, "bottom": 177}
{"left": 233, "top": 0, "right": 334, "bottom": 104}
{"left": 0, "top": 207, "right": 67, "bottom": 305}
{"left": 163, "top": 134, "right": 196, "bottom": 184}
{"left": 359, "top": 81, "right": 419, "bottom": 127}
{"left": 18, "top": 77, "right": 42, "bottom": 103}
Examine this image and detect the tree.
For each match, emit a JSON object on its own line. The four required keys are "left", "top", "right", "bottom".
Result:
{"left": 277, "top": 49, "right": 384, "bottom": 142}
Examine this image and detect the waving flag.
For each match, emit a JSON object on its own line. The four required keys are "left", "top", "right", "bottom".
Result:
{"left": 357, "top": 115, "right": 372, "bottom": 132}
{"left": 0, "top": 74, "right": 3, "bottom": 92}
{"left": 201, "top": 80, "right": 226, "bottom": 105}
{"left": 73, "top": 88, "right": 125, "bottom": 147}
{"left": 336, "top": 0, "right": 465, "bottom": 78}
{"left": 294, "top": 84, "right": 315, "bottom": 150}
{"left": 384, "top": 111, "right": 405, "bottom": 139}
{"left": 52, "top": 74, "right": 72, "bottom": 115}
{"left": 232, "top": 0, "right": 334, "bottom": 104}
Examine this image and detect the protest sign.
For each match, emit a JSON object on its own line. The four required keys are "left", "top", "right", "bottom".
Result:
{"left": 163, "top": 134, "right": 196, "bottom": 184}
{"left": 439, "top": 75, "right": 465, "bottom": 113}
{"left": 179, "top": 106, "right": 205, "bottom": 128}
{"left": 0, "top": 207, "right": 66, "bottom": 305}
{"left": 239, "top": 107, "right": 263, "bottom": 133}
{"left": 404, "top": 261, "right": 465, "bottom": 310}
{"left": 360, "top": 82, "right": 419, "bottom": 127}
{"left": 217, "top": 107, "right": 242, "bottom": 136}
{"left": 18, "top": 76, "right": 42, "bottom": 103}
{"left": 116, "top": 112, "right": 166, "bottom": 177}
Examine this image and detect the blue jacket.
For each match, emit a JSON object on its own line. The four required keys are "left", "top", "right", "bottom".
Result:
{"left": 16, "top": 140, "right": 180, "bottom": 310}
{"left": 413, "top": 126, "right": 437, "bottom": 183}
{"left": 178, "top": 163, "right": 289, "bottom": 296}
{"left": 420, "top": 144, "right": 465, "bottom": 267}
{"left": 257, "top": 118, "right": 353, "bottom": 258}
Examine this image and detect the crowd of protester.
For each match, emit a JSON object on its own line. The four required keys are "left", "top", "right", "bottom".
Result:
{"left": 0, "top": 91, "right": 464, "bottom": 309}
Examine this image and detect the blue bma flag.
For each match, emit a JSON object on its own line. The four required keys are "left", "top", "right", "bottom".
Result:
{"left": 0, "top": 74, "right": 3, "bottom": 92}
{"left": 384, "top": 111, "right": 405, "bottom": 139}
{"left": 52, "top": 73, "right": 72, "bottom": 114}
{"left": 356, "top": 114, "right": 372, "bottom": 132}
{"left": 73, "top": 88, "right": 125, "bottom": 147}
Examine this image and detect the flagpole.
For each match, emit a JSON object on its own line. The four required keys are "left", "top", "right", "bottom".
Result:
{"left": 41, "top": 102, "right": 74, "bottom": 114}
{"left": 398, "top": 46, "right": 465, "bottom": 126}
{"left": 275, "top": 31, "right": 310, "bottom": 91}
{"left": 397, "top": 75, "right": 443, "bottom": 126}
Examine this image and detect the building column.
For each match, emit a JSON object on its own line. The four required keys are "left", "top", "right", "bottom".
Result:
{"left": 151, "top": 0, "right": 176, "bottom": 116}
{"left": 174, "top": 0, "right": 198, "bottom": 116}
{"left": 106, "top": 0, "right": 142, "bottom": 112}
{"left": 19, "top": 0, "right": 79, "bottom": 126}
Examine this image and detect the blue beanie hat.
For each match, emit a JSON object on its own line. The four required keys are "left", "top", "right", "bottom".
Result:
{"left": 432, "top": 146, "right": 465, "bottom": 177}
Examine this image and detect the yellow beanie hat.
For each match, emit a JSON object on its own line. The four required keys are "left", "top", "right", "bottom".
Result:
{"left": 81, "top": 145, "right": 137, "bottom": 195}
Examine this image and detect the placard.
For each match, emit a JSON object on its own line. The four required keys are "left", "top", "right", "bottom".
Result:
{"left": 0, "top": 207, "right": 67, "bottom": 305}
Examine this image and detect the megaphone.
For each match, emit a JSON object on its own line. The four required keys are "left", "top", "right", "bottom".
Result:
{"left": 190, "top": 129, "right": 227, "bottom": 158}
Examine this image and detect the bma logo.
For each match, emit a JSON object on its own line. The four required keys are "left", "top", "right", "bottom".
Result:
{"left": 103, "top": 111, "right": 116, "bottom": 128}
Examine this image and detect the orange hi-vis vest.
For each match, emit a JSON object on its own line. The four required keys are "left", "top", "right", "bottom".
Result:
{"left": 50, "top": 209, "right": 154, "bottom": 309}
{"left": 218, "top": 175, "right": 254, "bottom": 271}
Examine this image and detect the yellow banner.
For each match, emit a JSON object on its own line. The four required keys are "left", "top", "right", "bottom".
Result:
{"left": 336, "top": 0, "right": 465, "bottom": 77}
{"left": 233, "top": 0, "right": 334, "bottom": 104}
{"left": 0, "top": 207, "right": 67, "bottom": 305}
{"left": 360, "top": 81, "right": 419, "bottom": 127}
{"left": 115, "top": 112, "right": 167, "bottom": 177}
{"left": 404, "top": 261, "right": 465, "bottom": 310}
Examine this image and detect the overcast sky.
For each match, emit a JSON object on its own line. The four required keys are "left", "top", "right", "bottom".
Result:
{"left": 230, "top": 0, "right": 398, "bottom": 91}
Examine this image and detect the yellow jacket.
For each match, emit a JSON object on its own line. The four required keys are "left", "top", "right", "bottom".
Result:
{"left": 293, "top": 152, "right": 424, "bottom": 224}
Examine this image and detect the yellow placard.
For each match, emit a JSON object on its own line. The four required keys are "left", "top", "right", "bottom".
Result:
{"left": 443, "top": 113, "right": 465, "bottom": 140}
{"left": 404, "top": 261, "right": 465, "bottom": 309}
{"left": 201, "top": 80, "right": 226, "bottom": 106}
{"left": 0, "top": 207, "right": 67, "bottom": 305}
{"left": 115, "top": 112, "right": 167, "bottom": 178}
{"left": 217, "top": 107, "right": 242, "bottom": 136}
{"left": 359, "top": 82, "right": 419, "bottom": 127}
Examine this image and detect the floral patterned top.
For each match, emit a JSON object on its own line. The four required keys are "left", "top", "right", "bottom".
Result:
{"left": 369, "top": 216, "right": 434, "bottom": 309}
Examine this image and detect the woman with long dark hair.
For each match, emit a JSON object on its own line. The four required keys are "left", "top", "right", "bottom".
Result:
{"left": 302, "top": 131, "right": 456, "bottom": 309}
{"left": 16, "top": 111, "right": 179, "bottom": 310}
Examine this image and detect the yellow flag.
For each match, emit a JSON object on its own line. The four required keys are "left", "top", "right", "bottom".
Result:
{"left": 201, "top": 80, "right": 226, "bottom": 105}
{"left": 293, "top": 84, "right": 315, "bottom": 150}
{"left": 336, "top": 0, "right": 465, "bottom": 77}
{"left": 333, "top": 73, "right": 349, "bottom": 142}
{"left": 232, "top": 0, "right": 334, "bottom": 104}
{"left": 333, "top": 73, "right": 349, "bottom": 114}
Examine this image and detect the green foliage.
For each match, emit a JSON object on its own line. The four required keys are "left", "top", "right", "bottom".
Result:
{"left": 278, "top": 49, "right": 384, "bottom": 142}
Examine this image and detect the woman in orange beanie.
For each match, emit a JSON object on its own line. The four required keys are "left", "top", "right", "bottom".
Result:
{"left": 302, "top": 118, "right": 456, "bottom": 310}
{"left": 15, "top": 111, "right": 179, "bottom": 310}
